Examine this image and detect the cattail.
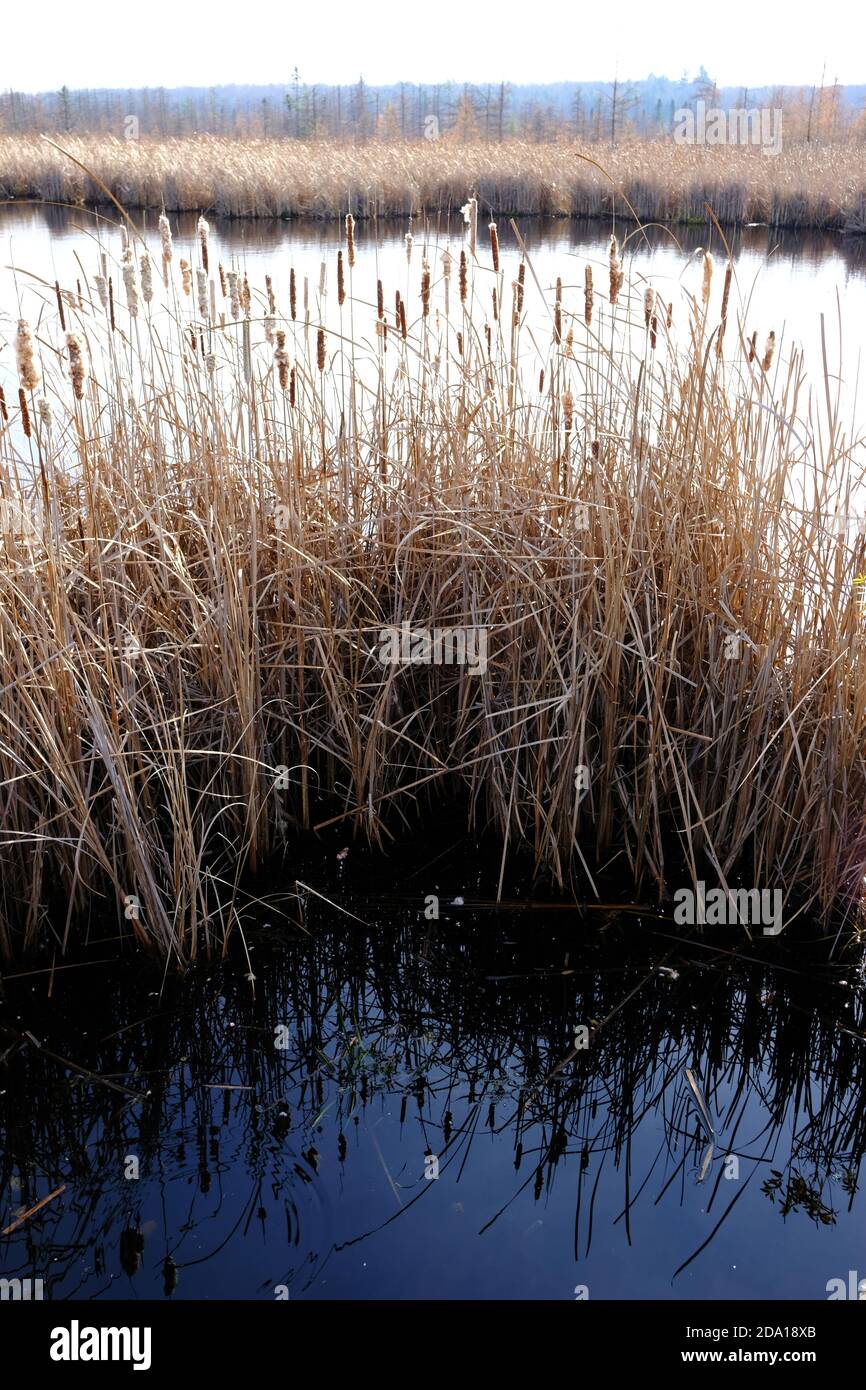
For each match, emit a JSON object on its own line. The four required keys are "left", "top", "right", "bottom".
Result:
{"left": 701, "top": 251, "right": 714, "bottom": 310}
{"left": 159, "top": 212, "right": 173, "bottom": 285}
{"left": 405, "top": 229, "right": 414, "bottom": 265}
{"left": 485, "top": 323, "right": 491, "bottom": 355}
{"left": 517, "top": 260, "right": 525, "bottom": 316}
{"left": 399, "top": 298, "right": 407, "bottom": 340}
{"left": 241, "top": 274, "right": 251, "bottom": 317}
{"left": 747, "top": 330, "right": 757, "bottom": 363}
{"left": 196, "top": 268, "right": 209, "bottom": 318}
{"left": 461, "top": 197, "right": 478, "bottom": 257}
{"left": 289, "top": 267, "right": 297, "bottom": 320}
{"left": 227, "top": 270, "right": 240, "bottom": 320}
{"left": 18, "top": 388, "right": 31, "bottom": 438}
{"left": 189, "top": 326, "right": 197, "bottom": 353}
{"left": 345, "top": 213, "right": 356, "bottom": 269}
{"left": 491, "top": 286, "right": 498, "bottom": 321}
{"left": 377, "top": 278, "right": 384, "bottom": 320}
{"left": 584, "top": 266, "right": 594, "bottom": 327}
{"left": 264, "top": 314, "right": 276, "bottom": 345}
{"left": 66, "top": 332, "right": 87, "bottom": 400}
{"left": 563, "top": 389, "right": 574, "bottom": 433}
{"left": 609, "top": 235, "right": 622, "bottom": 306}
{"left": 15, "top": 320, "right": 40, "bottom": 392}
{"left": 421, "top": 260, "right": 431, "bottom": 318}
{"left": 179, "top": 258, "right": 192, "bottom": 296}
{"left": 650, "top": 314, "right": 658, "bottom": 351}
{"left": 218, "top": 262, "right": 227, "bottom": 297}
{"left": 554, "top": 277, "right": 562, "bottom": 344}
{"left": 122, "top": 250, "right": 139, "bottom": 317}
{"left": 457, "top": 331, "right": 463, "bottom": 357}
{"left": 289, "top": 365, "right": 296, "bottom": 407}
{"left": 274, "top": 329, "right": 289, "bottom": 389}
{"left": 109, "top": 277, "right": 115, "bottom": 331}
{"left": 761, "top": 331, "right": 776, "bottom": 372}
{"left": 337, "top": 250, "right": 345, "bottom": 307}
{"left": 76, "top": 278, "right": 84, "bottom": 310}
{"left": 0, "top": 386, "right": 7, "bottom": 424}
{"left": 94, "top": 275, "right": 109, "bottom": 311}
{"left": 538, "top": 368, "right": 545, "bottom": 393}
{"left": 644, "top": 286, "right": 655, "bottom": 329}
{"left": 265, "top": 274, "right": 276, "bottom": 315}
{"left": 317, "top": 326, "right": 326, "bottom": 371}
{"left": 489, "top": 221, "right": 500, "bottom": 273}
{"left": 395, "top": 290, "right": 402, "bottom": 329}
{"left": 197, "top": 215, "right": 210, "bottom": 273}
{"left": 205, "top": 352, "right": 216, "bottom": 375}
{"left": 459, "top": 249, "right": 468, "bottom": 305}
{"left": 54, "top": 280, "right": 66, "bottom": 332}
{"left": 565, "top": 326, "right": 574, "bottom": 357}
{"left": 140, "top": 252, "right": 153, "bottom": 305}
{"left": 666, "top": 301, "right": 673, "bottom": 330}
{"left": 717, "top": 262, "right": 732, "bottom": 357}
{"left": 37, "top": 396, "right": 53, "bottom": 433}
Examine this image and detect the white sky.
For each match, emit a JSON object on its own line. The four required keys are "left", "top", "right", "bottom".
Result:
{"left": 0, "top": 0, "right": 858, "bottom": 93}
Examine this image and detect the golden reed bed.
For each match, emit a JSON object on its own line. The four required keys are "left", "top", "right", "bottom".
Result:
{"left": 1, "top": 196, "right": 865, "bottom": 961}
{"left": 1, "top": 134, "right": 866, "bottom": 229}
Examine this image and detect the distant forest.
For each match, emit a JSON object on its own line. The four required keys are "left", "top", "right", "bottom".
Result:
{"left": 3, "top": 69, "right": 865, "bottom": 142}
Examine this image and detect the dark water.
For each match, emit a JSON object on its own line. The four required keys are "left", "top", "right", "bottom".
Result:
{"left": 2, "top": 835, "right": 865, "bottom": 1302}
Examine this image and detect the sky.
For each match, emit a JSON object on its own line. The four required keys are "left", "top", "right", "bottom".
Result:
{"left": 0, "top": 0, "right": 859, "bottom": 93}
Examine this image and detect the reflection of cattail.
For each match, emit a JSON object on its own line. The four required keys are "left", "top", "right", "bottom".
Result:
{"left": 55, "top": 280, "right": 66, "bottom": 332}
{"left": 0, "top": 386, "right": 7, "bottom": 423}
{"left": 18, "top": 388, "right": 31, "bottom": 437}
{"left": 345, "top": 213, "right": 356, "bottom": 268}
{"left": 197, "top": 215, "right": 210, "bottom": 273}
{"left": 275, "top": 329, "right": 289, "bottom": 389}
{"left": 609, "top": 235, "right": 622, "bottom": 306}
{"left": 317, "top": 326, "right": 326, "bottom": 371}
{"left": 761, "top": 331, "right": 776, "bottom": 372}
{"left": 179, "top": 258, "right": 192, "bottom": 296}
{"left": 337, "top": 250, "right": 345, "bottom": 307}
{"left": 140, "top": 252, "right": 153, "bottom": 305}
{"left": 227, "top": 270, "right": 240, "bottom": 320}
{"left": 196, "top": 268, "right": 209, "bottom": 318}
{"left": 66, "top": 333, "right": 87, "bottom": 400}
{"left": 702, "top": 251, "right": 714, "bottom": 310}
{"left": 421, "top": 260, "right": 431, "bottom": 317}
{"left": 16, "top": 320, "right": 40, "bottom": 391}
{"left": 489, "top": 221, "right": 499, "bottom": 273}
{"left": 459, "top": 250, "right": 467, "bottom": 304}
{"left": 644, "top": 286, "right": 655, "bottom": 329}
{"left": 289, "top": 267, "right": 297, "bottom": 320}
{"left": 122, "top": 250, "right": 139, "bottom": 317}
{"left": 584, "top": 266, "right": 594, "bottom": 327}
{"left": 717, "top": 262, "right": 732, "bottom": 356}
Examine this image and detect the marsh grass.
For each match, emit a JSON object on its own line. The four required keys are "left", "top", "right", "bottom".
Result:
{"left": 1, "top": 194, "right": 865, "bottom": 962}
{"left": 2, "top": 135, "right": 866, "bottom": 231}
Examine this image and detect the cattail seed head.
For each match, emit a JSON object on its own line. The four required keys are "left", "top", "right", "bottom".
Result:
{"left": 345, "top": 213, "right": 356, "bottom": 269}
{"left": 179, "top": 258, "right": 192, "bottom": 297}
{"left": 66, "top": 332, "right": 87, "bottom": 400}
{"left": 421, "top": 260, "right": 431, "bottom": 318}
{"left": 37, "top": 396, "right": 53, "bottom": 432}
{"left": 702, "top": 251, "right": 714, "bottom": 310}
{"left": 609, "top": 235, "right": 622, "bottom": 306}
{"left": 94, "top": 275, "right": 109, "bottom": 310}
{"left": 227, "top": 270, "right": 240, "bottom": 320}
{"left": 274, "top": 329, "right": 289, "bottom": 389}
{"left": 241, "top": 274, "right": 251, "bottom": 317}
{"left": 197, "top": 215, "right": 210, "bottom": 274}
{"left": 289, "top": 267, "right": 297, "bottom": 321}
{"left": 337, "top": 249, "right": 345, "bottom": 307}
{"left": 265, "top": 274, "right": 276, "bottom": 315}
{"left": 761, "top": 331, "right": 776, "bottom": 372}
{"left": 140, "top": 252, "right": 153, "bottom": 305}
{"left": 0, "top": 386, "right": 7, "bottom": 424}
{"left": 747, "top": 330, "right": 757, "bottom": 363}
{"left": 716, "top": 262, "right": 733, "bottom": 357}
{"left": 15, "top": 320, "right": 40, "bottom": 392}
{"left": 459, "top": 250, "right": 468, "bottom": 305}
{"left": 55, "top": 280, "right": 66, "bottom": 333}
{"left": 377, "top": 278, "right": 384, "bottom": 320}
{"left": 218, "top": 262, "right": 227, "bottom": 298}
{"left": 196, "top": 268, "right": 209, "bottom": 318}
{"left": 584, "top": 266, "right": 594, "bottom": 327}
{"left": 18, "top": 388, "right": 31, "bottom": 437}
{"left": 122, "top": 249, "right": 139, "bottom": 318}
{"left": 317, "top": 326, "right": 326, "bottom": 372}
{"left": 405, "top": 230, "right": 414, "bottom": 264}
{"left": 644, "top": 286, "right": 655, "bottom": 329}
{"left": 489, "top": 221, "right": 500, "bottom": 274}
{"left": 563, "top": 389, "right": 574, "bottom": 433}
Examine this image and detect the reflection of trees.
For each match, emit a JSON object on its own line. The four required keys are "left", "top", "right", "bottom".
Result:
{"left": 1, "top": 913, "right": 864, "bottom": 1296}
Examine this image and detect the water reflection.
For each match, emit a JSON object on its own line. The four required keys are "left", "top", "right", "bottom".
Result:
{"left": 1, "top": 870, "right": 864, "bottom": 1301}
